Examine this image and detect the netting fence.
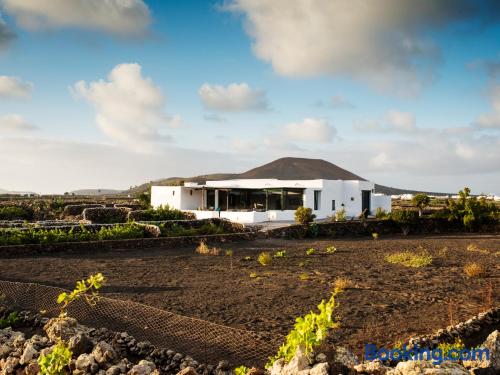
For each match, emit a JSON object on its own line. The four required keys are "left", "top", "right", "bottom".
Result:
{"left": 0, "top": 280, "right": 282, "bottom": 367}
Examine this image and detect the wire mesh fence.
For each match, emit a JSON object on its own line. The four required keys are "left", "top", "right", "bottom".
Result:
{"left": 0, "top": 280, "right": 282, "bottom": 367}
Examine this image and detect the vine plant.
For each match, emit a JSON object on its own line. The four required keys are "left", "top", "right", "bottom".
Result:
{"left": 266, "top": 288, "right": 343, "bottom": 368}
{"left": 38, "top": 273, "right": 105, "bottom": 375}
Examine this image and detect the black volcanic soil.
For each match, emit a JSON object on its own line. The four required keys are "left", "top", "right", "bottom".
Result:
{"left": 0, "top": 234, "right": 498, "bottom": 358}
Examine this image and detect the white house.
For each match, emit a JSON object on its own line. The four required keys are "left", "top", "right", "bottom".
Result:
{"left": 151, "top": 158, "right": 392, "bottom": 224}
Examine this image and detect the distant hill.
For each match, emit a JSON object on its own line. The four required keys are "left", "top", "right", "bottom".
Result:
{"left": 69, "top": 189, "right": 124, "bottom": 196}
{"left": 0, "top": 188, "right": 37, "bottom": 196}
{"left": 126, "top": 157, "right": 450, "bottom": 196}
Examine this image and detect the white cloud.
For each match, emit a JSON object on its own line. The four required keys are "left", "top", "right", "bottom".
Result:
{"left": 473, "top": 85, "right": 500, "bottom": 130}
{"left": 198, "top": 82, "right": 269, "bottom": 111}
{"left": 316, "top": 95, "right": 355, "bottom": 109}
{"left": 0, "top": 76, "right": 33, "bottom": 98}
{"left": 385, "top": 110, "right": 417, "bottom": 132}
{"left": 72, "top": 63, "right": 176, "bottom": 151}
{"left": 2, "top": 0, "right": 151, "bottom": 37}
{"left": 353, "top": 110, "right": 417, "bottom": 134}
{"left": 224, "top": 0, "right": 500, "bottom": 95}
{"left": 0, "top": 114, "right": 36, "bottom": 131}
{"left": 283, "top": 118, "right": 335, "bottom": 143}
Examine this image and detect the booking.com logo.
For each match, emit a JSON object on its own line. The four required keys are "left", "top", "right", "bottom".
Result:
{"left": 365, "top": 344, "right": 490, "bottom": 365}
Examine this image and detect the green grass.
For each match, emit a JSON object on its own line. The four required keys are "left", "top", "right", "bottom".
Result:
{"left": 385, "top": 251, "right": 433, "bottom": 268}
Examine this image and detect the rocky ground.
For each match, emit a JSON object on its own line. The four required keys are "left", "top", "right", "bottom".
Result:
{"left": 0, "top": 308, "right": 499, "bottom": 375}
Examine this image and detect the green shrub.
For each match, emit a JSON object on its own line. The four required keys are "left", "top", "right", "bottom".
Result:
{"left": 412, "top": 194, "right": 431, "bottom": 216}
{"left": 447, "top": 187, "right": 499, "bottom": 230}
{"left": 128, "top": 205, "right": 195, "bottom": 221}
{"left": 258, "top": 252, "right": 272, "bottom": 266}
{"left": 325, "top": 245, "right": 336, "bottom": 254}
{"left": 267, "top": 290, "right": 342, "bottom": 367}
{"left": 0, "top": 312, "right": 19, "bottom": 329}
{"left": 38, "top": 341, "right": 72, "bottom": 375}
{"left": 385, "top": 250, "right": 433, "bottom": 268}
{"left": 274, "top": 250, "right": 287, "bottom": 258}
{"left": 390, "top": 210, "right": 419, "bottom": 235}
{"left": 375, "top": 207, "right": 388, "bottom": 219}
{"left": 294, "top": 207, "right": 316, "bottom": 225}
{"left": 306, "top": 248, "right": 316, "bottom": 256}
{"left": 0, "top": 206, "right": 30, "bottom": 220}
{"left": 334, "top": 208, "right": 346, "bottom": 222}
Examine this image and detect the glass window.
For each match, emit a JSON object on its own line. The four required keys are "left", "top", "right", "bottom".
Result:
{"left": 332, "top": 200, "right": 335, "bottom": 211}
{"left": 314, "top": 190, "right": 321, "bottom": 210}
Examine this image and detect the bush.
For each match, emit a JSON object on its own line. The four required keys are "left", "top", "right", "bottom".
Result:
{"left": 447, "top": 187, "right": 499, "bottom": 230}
{"left": 0, "top": 206, "right": 31, "bottom": 220}
{"left": 334, "top": 208, "right": 346, "bottom": 222}
{"left": 0, "top": 223, "right": 146, "bottom": 246}
{"left": 128, "top": 205, "right": 194, "bottom": 221}
{"left": 390, "top": 210, "right": 419, "bottom": 235}
{"left": 412, "top": 194, "right": 431, "bottom": 216}
{"left": 375, "top": 207, "right": 388, "bottom": 219}
{"left": 83, "top": 207, "right": 130, "bottom": 224}
{"left": 258, "top": 252, "right": 272, "bottom": 266}
{"left": 385, "top": 250, "right": 433, "bottom": 268}
{"left": 294, "top": 207, "right": 315, "bottom": 225}
{"left": 463, "top": 262, "right": 485, "bottom": 278}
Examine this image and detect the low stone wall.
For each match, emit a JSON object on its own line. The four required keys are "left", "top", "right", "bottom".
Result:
{"left": 0, "top": 232, "right": 255, "bottom": 257}
{"left": 266, "top": 218, "right": 500, "bottom": 238}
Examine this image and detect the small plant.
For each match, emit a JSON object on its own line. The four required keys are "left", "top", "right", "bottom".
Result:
{"left": 325, "top": 245, "right": 337, "bottom": 254}
{"left": 38, "top": 340, "right": 72, "bottom": 375}
{"left": 249, "top": 272, "right": 258, "bottom": 278}
{"left": 298, "top": 261, "right": 305, "bottom": 267}
{"left": 274, "top": 250, "right": 287, "bottom": 258}
{"left": 234, "top": 365, "right": 249, "bottom": 375}
{"left": 390, "top": 210, "right": 419, "bottom": 236}
{"left": 295, "top": 206, "right": 316, "bottom": 225}
{"left": 466, "top": 244, "right": 488, "bottom": 254}
{"left": 335, "top": 208, "right": 346, "bottom": 222}
{"left": 242, "top": 256, "right": 252, "bottom": 261}
{"left": 267, "top": 290, "right": 342, "bottom": 367}
{"left": 195, "top": 241, "right": 220, "bottom": 256}
{"left": 306, "top": 248, "right": 316, "bottom": 256}
{"left": 463, "top": 262, "right": 485, "bottom": 278}
{"left": 372, "top": 232, "right": 379, "bottom": 240}
{"left": 375, "top": 207, "right": 388, "bottom": 219}
{"left": 437, "top": 339, "right": 465, "bottom": 360}
{"left": 385, "top": 250, "right": 433, "bottom": 268}
{"left": 333, "top": 277, "right": 351, "bottom": 292}
{"left": 258, "top": 252, "right": 272, "bottom": 266}
{"left": 299, "top": 273, "right": 309, "bottom": 281}
{"left": 0, "top": 311, "right": 19, "bottom": 329}
{"left": 57, "top": 273, "right": 105, "bottom": 316}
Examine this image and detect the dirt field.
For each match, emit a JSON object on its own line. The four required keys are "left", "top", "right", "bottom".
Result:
{"left": 0, "top": 234, "right": 498, "bottom": 358}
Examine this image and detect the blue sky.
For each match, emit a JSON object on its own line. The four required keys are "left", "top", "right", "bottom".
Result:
{"left": 0, "top": 0, "right": 499, "bottom": 194}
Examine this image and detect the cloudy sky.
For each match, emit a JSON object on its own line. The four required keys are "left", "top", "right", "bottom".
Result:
{"left": 0, "top": 0, "right": 499, "bottom": 194}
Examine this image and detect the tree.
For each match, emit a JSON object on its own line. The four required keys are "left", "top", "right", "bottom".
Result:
{"left": 447, "top": 187, "right": 499, "bottom": 230}
{"left": 412, "top": 193, "right": 431, "bottom": 217}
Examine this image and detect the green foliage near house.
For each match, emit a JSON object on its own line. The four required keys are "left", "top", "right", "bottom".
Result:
{"left": 447, "top": 187, "right": 499, "bottom": 230}
{"left": 0, "top": 312, "right": 19, "bottom": 329}
{"left": 128, "top": 205, "right": 194, "bottom": 221}
{"left": 294, "top": 207, "right": 316, "bottom": 225}
{"left": 0, "top": 206, "right": 30, "bottom": 220}
{"left": 412, "top": 194, "right": 431, "bottom": 216}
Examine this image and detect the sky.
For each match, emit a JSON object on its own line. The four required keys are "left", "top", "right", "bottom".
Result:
{"left": 0, "top": 0, "right": 500, "bottom": 194}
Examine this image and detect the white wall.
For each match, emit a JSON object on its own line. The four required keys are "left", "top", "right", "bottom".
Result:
{"left": 151, "top": 178, "right": 389, "bottom": 223}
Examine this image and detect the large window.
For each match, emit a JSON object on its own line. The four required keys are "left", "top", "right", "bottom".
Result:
{"left": 314, "top": 190, "right": 321, "bottom": 210}
{"left": 332, "top": 200, "right": 335, "bottom": 211}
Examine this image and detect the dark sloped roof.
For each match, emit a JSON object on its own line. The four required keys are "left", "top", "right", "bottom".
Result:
{"left": 235, "top": 157, "right": 365, "bottom": 181}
